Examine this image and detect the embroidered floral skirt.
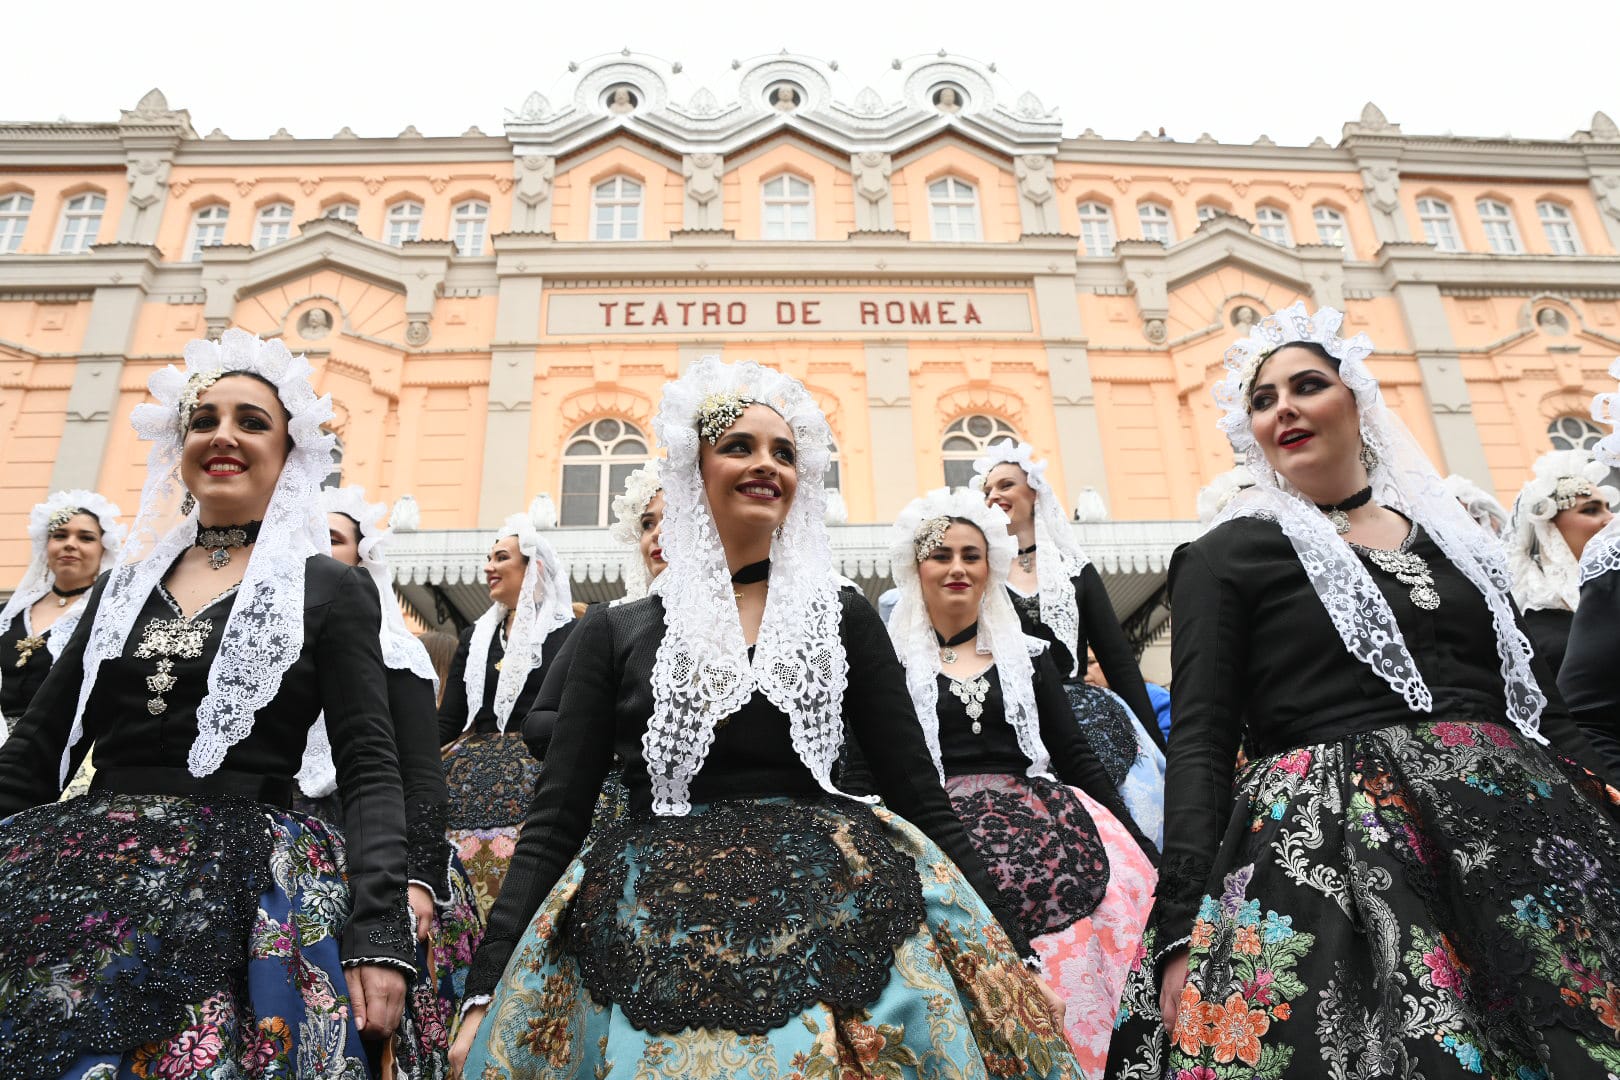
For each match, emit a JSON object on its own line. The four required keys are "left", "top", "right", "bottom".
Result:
{"left": 0, "top": 792, "right": 372, "bottom": 1079}
{"left": 1105, "top": 717, "right": 1620, "bottom": 1080}
{"left": 443, "top": 732, "right": 542, "bottom": 919}
{"left": 462, "top": 797, "right": 1082, "bottom": 1079}
{"left": 1064, "top": 685, "right": 1165, "bottom": 847}
{"left": 946, "top": 773, "right": 1158, "bottom": 1077}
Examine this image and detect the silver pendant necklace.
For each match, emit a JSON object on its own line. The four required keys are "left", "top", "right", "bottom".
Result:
{"left": 947, "top": 672, "right": 991, "bottom": 735}
{"left": 935, "top": 622, "right": 978, "bottom": 666}
{"left": 1352, "top": 528, "right": 1441, "bottom": 611}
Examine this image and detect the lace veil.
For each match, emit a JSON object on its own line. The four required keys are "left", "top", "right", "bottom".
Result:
{"left": 1580, "top": 356, "right": 1620, "bottom": 584}
{"left": 645, "top": 356, "right": 860, "bottom": 816}
{"left": 460, "top": 509, "right": 573, "bottom": 734}
{"left": 1195, "top": 467, "right": 1257, "bottom": 528}
{"left": 970, "top": 439, "right": 1090, "bottom": 676}
{"left": 1209, "top": 302, "right": 1546, "bottom": 742}
{"left": 608, "top": 460, "right": 663, "bottom": 604}
{"left": 1507, "top": 450, "right": 1615, "bottom": 612}
{"left": 66, "top": 330, "right": 336, "bottom": 783}
{"left": 297, "top": 485, "right": 440, "bottom": 797}
{"left": 0, "top": 490, "right": 126, "bottom": 662}
{"left": 1443, "top": 473, "right": 1511, "bottom": 537}
{"left": 886, "top": 487, "right": 1051, "bottom": 783}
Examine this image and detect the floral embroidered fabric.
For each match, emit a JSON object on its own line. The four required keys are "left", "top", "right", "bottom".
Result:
{"left": 569, "top": 798, "right": 927, "bottom": 1035}
{"left": 442, "top": 731, "right": 540, "bottom": 831}
{"left": 0, "top": 792, "right": 273, "bottom": 1077}
{"left": 944, "top": 773, "right": 1110, "bottom": 938}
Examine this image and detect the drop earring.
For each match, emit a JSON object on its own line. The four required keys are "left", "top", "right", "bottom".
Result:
{"left": 1358, "top": 444, "right": 1379, "bottom": 474}
{"left": 179, "top": 491, "right": 196, "bottom": 516}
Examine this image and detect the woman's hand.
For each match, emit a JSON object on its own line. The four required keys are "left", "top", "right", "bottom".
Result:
{"left": 1159, "top": 949, "right": 1191, "bottom": 1033}
{"left": 450, "top": 1003, "right": 488, "bottom": 1078}
{"left": 344, "top": 964, "right": 407, "bottom": 1038}
{"left": 1033, "top": 974, "right": 1067, "bottom": 1032}
{"left": 409, "top": 883, "right": 435, "bottom": 943}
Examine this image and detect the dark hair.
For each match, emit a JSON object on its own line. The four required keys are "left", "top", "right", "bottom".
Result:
{"left": 946, "top": 516, "right": 989, "bottom": 545}
{"left": 416, "top": 630, "right": 459, "bottom": 705}
{"left": 1248, "top": 340, "right": 1342, "bottom": 405}
{"left": 329, "top": 512, "right": 362, "bottom": 543}
{"left": 51, "top": 509, "right": 104, "bottom": 537}
{"left": 195, "top": 370, "right": 298, "bottom": 452}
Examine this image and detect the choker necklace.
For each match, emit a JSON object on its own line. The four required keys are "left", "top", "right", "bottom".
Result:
{"left": 195, "top": 520, "right": 262, "bottom": 570}
{"left": 1016, "top": 542, "right": 1037, "bottom": 573}
{"left": 51, "top": 583, "right": 92, "bottom": 608}
{"left": 1314, "top": 486, "right": 1373, "bottom": 535}
{"left": 731, "top": 558, "right": 769, "bottom": 600}
{"left": 935, "top": 622, "right": 978, "bottom": 665}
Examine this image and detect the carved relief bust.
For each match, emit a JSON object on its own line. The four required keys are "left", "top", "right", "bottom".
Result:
{"left": 1536, "top": 307, "right": 1569, "bottom": 335}
{"left": 770, "top": 85, "right": 801, "bottom": 112}
{"left": 298, "top": 307, "right": 333, "bottom": 339}
{"left": 1232, "top": 305, "right": 1258, "bottom": 328}
{"left": 934, "top": 86, "right": 963, "bottom": 113}
{"left": 607, "top": 86, "right": 638, "bottom": 114}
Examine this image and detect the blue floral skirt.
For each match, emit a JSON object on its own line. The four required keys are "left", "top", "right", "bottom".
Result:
{"left": 463, "top": 797, "right": 1081, "bottom": 1079}
{"left": 0, "top": 792, "right": 371, "bottom": 1079}
{"left": 1105, "top": 718, "right": 1620, "bottom": 1080}
{"left": 1064, "top": 685, "right": 1164, "bottom": 848}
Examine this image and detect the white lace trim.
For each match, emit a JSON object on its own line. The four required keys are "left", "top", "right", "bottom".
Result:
{"left": 1212, "top": 302, "right": 1546, "bottom": 744}
{"left": 1579, "top": 515, "right": 1620, "bottom": 586}
{"left": 1508, "top": 450, "right": 1613, "bottom": 609}
{"left": 66, "top": 330, "right": 336, "bottom": 783}
{"left": 886, "top": 487, "right": 1051, "bottom": 784}
{"left": 462, "top": 514, "right": 572, "bottom": 733}
{"left": 970, "top": 439, "right": 1089, "bottom": 676}
{"left": 608, "top": 461, "right": 662, "bottom": 603}
{"left": 0, "top": 490, "right": 124, "bottom": 647}
{"left": 645, "top": 357, "right": 864, "bottom": 816}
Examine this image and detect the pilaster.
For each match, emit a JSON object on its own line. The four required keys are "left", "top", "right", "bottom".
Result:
{"left": 864, "top": 342, "right": 916, "bottom": 520}
{"left": 479, "top": 273, "right": 543, "bottom": 526}
{"left": 1031, "top": 271, "right": 1110, "bottom": 508}
{"left": 1390, "top": 277, "right": 1491, "bottom": 483}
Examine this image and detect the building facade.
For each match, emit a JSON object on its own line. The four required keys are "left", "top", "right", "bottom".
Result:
{"left": 3, "top": 54, "right": 1619, "bottom": 648}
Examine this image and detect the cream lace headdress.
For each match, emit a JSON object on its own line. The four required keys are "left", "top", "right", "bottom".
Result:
{"left": 970, "top": 439, "right": 1090, "bottom": 676}
{"left": 1209, "top": 302, "right": 1546, "bottom": 743}
{"left": 886, "top": 487, "right": 1050, "bottom": 783}
{"left": 1580, "top": 356, "right": 1620, "bottom": 584}
{"left": 645, "top": 356, "right": 862, "bottom": 816}
{"left": 608, "top": 460, "right": 663, "bottom": 604}
{"left": 65, "top": 330, "right": 336, "bottom": 783}
{"left": 0, "top": 490, "right": 125, "bottom": 663}
{"left": 1508, "top": 450, "right": 1616, "bottom": 612}
{"left": 459, "top": 507, "right": 573, "bottom": 734}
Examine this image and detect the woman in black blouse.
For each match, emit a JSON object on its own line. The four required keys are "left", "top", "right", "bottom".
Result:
{"left": 437, "top": 511, "right": 575, "bottom": 918}
{"left": 0, "top": 491, "right": 123, "bottom": 737}
{"left": 453, "top": 358, "right": 1077, "bottom": 1079}
{"left": 886, "top": 487, "right": 1157, "bottom": 1075}
{"left": 1105, "top": 304, "right": 1620, "bottom": 1079}
{"left": 0, "top": 331, "right": 413, "bottom": 1077}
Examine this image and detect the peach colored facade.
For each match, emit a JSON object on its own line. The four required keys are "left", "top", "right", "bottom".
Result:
{"left": 3, "top": 58, "right": 1620, "bottom": 643}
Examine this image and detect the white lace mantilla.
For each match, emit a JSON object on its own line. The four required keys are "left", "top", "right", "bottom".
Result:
{"left": 0, "top": 490, "right": 125, "bottom": 650}
{"left": 646, "top": 357, "right": 863, "bottom": 816}
{"left": 886, "top": 487, "right": 1051, "bottom": 783}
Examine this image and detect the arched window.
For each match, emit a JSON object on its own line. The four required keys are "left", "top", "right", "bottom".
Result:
{"left": 55, "top": 192, "right": 105, "bottom": 254}
{"left": 1549, "top": 416, "right": 1620, "bottom": 490}
{"left": 762, "top": 174, "right": 813, "bottom": 240}
{"left": 1417, "top": 197, "right": 1461, "bottom": 252}
{"left": 560, "top": 418, "right": 651, "bottom": 526}
{"left": 1312, "top": 205, "right": 1352, "bottom": 256}
{"left": 928, "top": 177, "right": 980, "bottom": 241}
{"left": 1477, "top": 199, "right": 1522, "bottom": 254}
{"left": 1136, "top": 201, "right": 1175, "bottom": 245}
{"left": 323, "top": 437, "right": 343, "bottom": 490}
{"left": 385, "top": 200, "right": 423, "bottom": 246}
{"left": 1537, "top": 202, "right": 1582, "bottom": 255}
{"left": 323, "top": 201, "right": 359, "bottom": 224}
{"left": 1256, "top": 205, "right": 1293, "bottom": 246}
{"left": 825, "top": 438, "right": 842, "bottom": 493}
{"left": 254, "top": 202, "right": 295, "bottom": 249}
{"left": 1195, "top": 203, "right": 1223, "bottom": 224}
{"left": 1077, "top": 201, "right": 1115, "bottom": 257}
{"left": 593, "top": 177, "right": 641, "bottom": 241}
{"left": 452, "top": 199, "right": 489, "bottom": 255}
{"left": 185, "top": 205, "right": 230, "bottom": 261}
{"left": 0, "top": 192, "right": 32, "bottom": 253}
{"left": 941, "top": 414, "right": 1018, "bottom": 489}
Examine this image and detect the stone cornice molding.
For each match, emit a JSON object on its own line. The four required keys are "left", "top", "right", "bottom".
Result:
{"left": 1370, "top": 243, "right": 1620, "bottom": 293}
{"left": 0, "top": 244, "right": 163, "bottom": 293}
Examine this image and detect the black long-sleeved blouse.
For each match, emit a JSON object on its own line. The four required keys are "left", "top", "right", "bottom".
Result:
{"left": 436, "top": 619, "right": 574, "bottom": 745}
{"left": 385, "top": 664, "right": 454, "bottom": 897}
{"left": 467, "top": 591, "right": 1037, "bottom": 1000}
{"left": 1156, "top": 517, "right": 1601, "bottom": 957}
{"left": 1009, "top": 562, "right": 1164, "bottom": 749}
{"left": 1, "top": 614, "right": 55, "bottom": 720}
{"left": 1522, "top": 607, "right": 1573, "bottom": 684}
{"left": 1558, "top": 571, "right": 1620, "bottom": 779}
{"left": 0, "top": 557, "right": 415, "bottom": 971}
{"left": 935, "top": 647, "right": 1157, "bottom": 859}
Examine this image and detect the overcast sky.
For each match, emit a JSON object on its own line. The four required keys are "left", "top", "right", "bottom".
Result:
{"left": 11, "top": 0, "right": 1618, "bottom": 148}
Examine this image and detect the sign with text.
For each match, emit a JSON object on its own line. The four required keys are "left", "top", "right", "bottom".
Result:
{"left": 545, "top": 291, "right": 1034, "bottom": 335}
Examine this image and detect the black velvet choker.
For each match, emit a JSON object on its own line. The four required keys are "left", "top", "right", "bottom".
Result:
{"left": 934, "top": 622, "right": 978, "bottom": 663}
{"left": 730, "top": 559, "right": 770, "bottom": 585}
{"left": 195, "top": 520, "right": 263, "bottom": 570}
{"left": 1313, "top": 486, "right": 1373, "bottom": 535}
{"left": 1016, "top": 541, "right": 1037, "bottom": 571}
{"left": 50, "top": 582, "right": 93, "bottom": 605}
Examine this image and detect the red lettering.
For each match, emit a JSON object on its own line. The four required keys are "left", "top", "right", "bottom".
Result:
{"left": 938, "top": 301, "right": 956, "bottom": 325}
{"left": 598, "top": 301, "right": 618, "bottom": 326}
{"left": 623, "top": 301, "right": 644, "bottom": 327}
{"left": 651, "top": 302, "right": 668, "bottom": 326}
{"left": 909, "top": 301, "right": 931, "bottom": 324}
{"left": 885, "top": 301, "right": 905, "bottom": 324}
{"left": 776, "top": 301, "right": 797, "bottom": 324}
{"left": 702, "top": 302, "right": 722, "bottom": 326}
{"left": 727, "top": 302, "right": 746, "bottom": 325}
{"left": 678, "top": 301, "right": 696, "bottom": 325}
{"left": 964, "top": 302, "right": 981, "bottom": 325}
{"left": 802, "top": 300, "right": 821, "bottom": 325}
{"left": 860, "top": 301, "right": 879, "bottom": 324}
